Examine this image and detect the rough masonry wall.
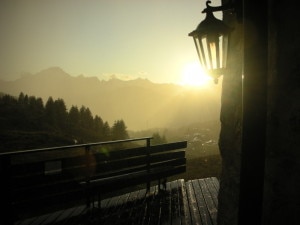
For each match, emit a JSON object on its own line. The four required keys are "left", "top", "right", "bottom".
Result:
{"left": 217, "top": 8, "right": 243, "bottom": 225}
{"left": 218, "top": 1, "right": 300, "bottom": 225}
{"left": 263, "top": 1, "right": 300, "bottom": 224}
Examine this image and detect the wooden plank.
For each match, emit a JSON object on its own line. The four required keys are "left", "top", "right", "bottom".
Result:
{"left": 197, "top": 179, "right": 217, "bottom": 225}
{"left": 191, "top": 180, "right": 212, "bottom": 225}
{"left": 17, "top": 210, "right": 68, "bottom": 225}
{"left": 170, "top": 180, "right": 182, "bottom": 225}
{"left": 114, "top": 192, "right": 131, "bottom": 223}
{"left": 150, "top": 150, "right": 185, "bottom": 162}
{"left": 38, "top": 210, "right": 64, "bottom": 225}
{"left": 121, "top": 188, "right": 144, "bottom": 225}
{"left": 176, "top": 179, "right": 187, "bottom": 225}
{"left": 186, "top": 180, "right": 202, "bottom": 225}
{"left": 149, "top": 141, "right": 187, "bottom": 154}
{"left": 28, "top": 213, "right": 50, "bottom": 225}
{"left": 95, "top": 155, "right": 148, "bottom": 172}
{"left": 93, "top": 146, "right": 148, "bottom": 161}
{"left": 210, "top": 177, "right": 220, "bottom": 191}
{"left": 203, "top": 178, "right": 218, "bottom": 208}
{"left": 53, "top": 206, "right": 87, "bottom": 225}
{"left": 92, "top": 166, "right": 148, "bottom": 182}
{"left": 54, "top": 205, "right": 87, "bottom": 225}
{"left": 150, "top": 157, "right": 186, "bottom": 169}
{"left": 101, "top": 192, "right": 132, "bottom": 225}
{"left": 40, "top": 211, "right": 61, "bottom": 225}
{"left": 137, "top": 185, "right": 156, "bottom": 225}
{"left": 97, "top": 197, "right": 112, "bottom": 224}
{"left": 101, "top": 195, "right": 123, "bottom": 225}
{"left": 100, "top": 197, "right": 111, "bottom": 209}
{"left": 140, "top": 185, "right": 157, "bottom": 225}
{"left": 148, "top": 185, "right": 162, "bottom": 225}
{"left": 179, "top": 179, "right": 192, "bottom": 225}
{"left": 16, "top": 217, "right": 36, "bottom": 225}
{"left": 161, "top": 181, "right": 172, "bottom": 225}
{"left": 137, "top": 189, "right": 150, "bottom": 225}
{"left": 129, "top": 188, "right": 148, "bottom": 225}
{"left": 150, "top": 184, "right": 165, "bottom": 225}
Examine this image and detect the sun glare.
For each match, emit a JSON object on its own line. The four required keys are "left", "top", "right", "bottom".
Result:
{"left": 180, "top": 61, "right": 212, "bottom": 87}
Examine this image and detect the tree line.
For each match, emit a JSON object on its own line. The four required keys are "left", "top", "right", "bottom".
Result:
{"left": 0, "top": 92, "right": 129, "bottom": 150}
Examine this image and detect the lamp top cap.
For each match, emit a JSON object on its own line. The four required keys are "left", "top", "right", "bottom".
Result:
{"left": 188, "top": 0, "right": 233, "bottom": 37}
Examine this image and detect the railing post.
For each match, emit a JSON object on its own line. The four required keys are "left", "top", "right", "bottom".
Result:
{"left": 85, "top": 145, "right": 91, "bottom": 208}
{"left": 0, "top": 155, "right": 14, "bottom": 225}
{"left": 146, "top": 138, "right": 151, "bottom": 192}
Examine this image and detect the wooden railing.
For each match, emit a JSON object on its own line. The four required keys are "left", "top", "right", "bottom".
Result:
{"left": 0, "top": 137, "right": 187, "bottom": 225}
{"left": 0, "top": 137, "right": 152, "bottom": 225}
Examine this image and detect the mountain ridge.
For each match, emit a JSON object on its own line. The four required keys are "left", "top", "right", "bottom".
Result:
{"left": 0, "top": 67, "right": 221, "bottom": 130}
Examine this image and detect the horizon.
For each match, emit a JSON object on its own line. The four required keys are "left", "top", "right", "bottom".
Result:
{"left": 0, "top": 66, "right": 222, "bottom": 89}
{"left": 0, "top": 66, "right": 222, "bottom": 130}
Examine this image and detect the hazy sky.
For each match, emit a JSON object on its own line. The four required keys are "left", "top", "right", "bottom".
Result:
{"left": 0, "top": 0, "right": 221, "bottom": 84}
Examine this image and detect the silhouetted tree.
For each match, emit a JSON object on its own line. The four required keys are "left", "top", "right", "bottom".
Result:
{"left": 18, "top": 92, "right": 26, "bottom": 104}
{"left": 27, "top": 96, "right": 44, "bottom": 129}
{"left": 68, "top": 105, "right": 80, "bottom": 137}
{"left": 53, "top": 98, "right": 68, "bottom": 130}
{"left": 44, "top": 97, "right": 55, "bottom": 128}
{"left": 111, "top": 119, "right": 129, "bottom": 140}
{"left": 79, "top": 106, "right": 94, "bottom": 129}
{"left": 93, "top": 115, "right": 104, "bottom": 137}
{"left": 152, "top": 132, "right": 167, "bottom": 145}
{"left": 0, "top": 94, "right": 18, "bottom": 129}
{"left": 102, "top": 121, "right": 111, "bottom": 141}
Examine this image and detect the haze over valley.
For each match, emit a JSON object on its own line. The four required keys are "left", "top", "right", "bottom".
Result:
{"left": 0, "top": 67, "right": 221, "bottom": 131}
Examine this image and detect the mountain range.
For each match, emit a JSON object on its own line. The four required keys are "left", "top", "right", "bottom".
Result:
{"left": 0, "top": 67, "right": 221, "bottom": 130}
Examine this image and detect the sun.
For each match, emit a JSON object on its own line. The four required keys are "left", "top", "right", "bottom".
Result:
{"left": 180, "top": 61, "right": 212, "bottom": 87}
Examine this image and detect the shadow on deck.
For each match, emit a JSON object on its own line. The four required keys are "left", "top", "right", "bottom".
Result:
{"left": 16, "top": 177, "right": 219, "bottom": 225}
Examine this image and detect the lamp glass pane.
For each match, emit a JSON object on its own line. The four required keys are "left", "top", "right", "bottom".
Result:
{"left": 198, "top": 37, "right": 209, "bottom": 70}
{"left": 210, "top": 42, "right": 217, "bottom": 69}
{"left": 222, "top": 34, "right": 229, "bottom": 68}
{"left": 201, "top": 37, "right": 212, "bottom": 70}
{"left": 194, "top": 37, "right": 206, "bottom": 68}
{"left": 219, "top": 35, "right": 223, "bottom": 68}
{"left": 215, "top": 37, "right": 220, "bottom": 69}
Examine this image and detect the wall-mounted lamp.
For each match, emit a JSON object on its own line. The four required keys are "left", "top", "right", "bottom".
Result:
{"left": 189, "top": 0, "right": 235, "bottom": 83}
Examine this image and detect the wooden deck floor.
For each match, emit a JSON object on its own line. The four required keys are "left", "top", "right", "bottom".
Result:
{"left": 16, "top": 177, "right": 219, "bottom": 225}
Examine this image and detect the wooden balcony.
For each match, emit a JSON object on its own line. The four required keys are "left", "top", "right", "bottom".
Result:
{"left": 16, "top": 177, "right": 219, "bottom": 225}
{"left": 0, "top": 138, "right": 219, "bottom": 225}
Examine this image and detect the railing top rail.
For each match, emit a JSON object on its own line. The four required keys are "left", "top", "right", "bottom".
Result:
{"left": 0, "top": 137, "right": 153, "bottom": 157}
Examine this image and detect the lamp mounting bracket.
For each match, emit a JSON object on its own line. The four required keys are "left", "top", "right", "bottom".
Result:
{"left": 202, "top": 0, "right": 236, "bottom": 14}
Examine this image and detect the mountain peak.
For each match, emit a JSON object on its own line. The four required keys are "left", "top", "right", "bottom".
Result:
{"left": 37, "top": 67, "right": 70, "bottom": 78}
{"left": 41, "top": 66, "right": 65, "bottom": 72}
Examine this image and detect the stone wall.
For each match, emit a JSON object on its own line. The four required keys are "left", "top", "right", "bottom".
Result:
{"left": 217, "top": 0, "right": 300, "bottom": 225}
{"left": 263, "top": 0, "right": 300, "bottom": 224}
{"left": 217, "top": 1, "right": 243, "bottom": 224}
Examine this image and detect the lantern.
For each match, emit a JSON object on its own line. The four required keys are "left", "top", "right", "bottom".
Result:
{"left": 189, "top": 0, "right": 233, "bottom": 83}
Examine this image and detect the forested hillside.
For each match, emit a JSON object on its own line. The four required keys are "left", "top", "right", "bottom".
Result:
{"left": 0, "top": 92, "right": 129, "bottom": 151}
